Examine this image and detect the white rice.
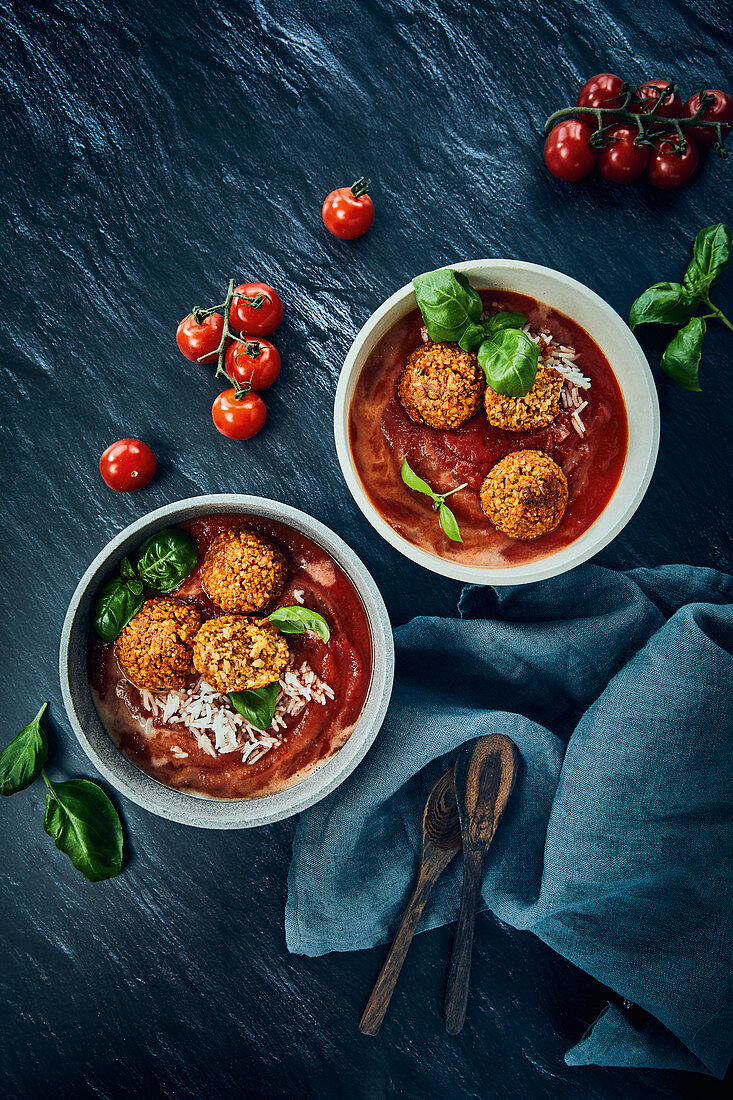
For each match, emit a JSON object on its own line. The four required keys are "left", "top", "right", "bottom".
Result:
{"left": 521, "top": 322, "right": 591, "bottom": 436}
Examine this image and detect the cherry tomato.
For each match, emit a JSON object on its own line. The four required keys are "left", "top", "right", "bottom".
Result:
{"left": 100, "top": 439, "right": 156, "bottom": 492}
{"left": 229, "top": 283, "right": 283, "bottom": 337}
{"left": 322, "top": 178, "right": 374, "bottom": 239}
{"left": 224, "top": 338, "right": 281, "bottom": 391}
{"left": 577, "top": 72, "right": 626, "bottom": 110}
{"left": 597, "top": 125, "right": 650, "bottom": 182}
{"left": 544, "top": 120, "right": 597, "bottom": 181}
{"left": 682, "top": 89, "right": 733, "bottom": 147}
{"left": 176, "top": 311, "right": 224, "bottom": 363}
{"left": 646, "top": 132, "right": 699, "bottom": 189}
{"left": 212, "top": 389, "right": 267, "bottom": 439}
{"left": 632, "top": 79, "right": 682, "bottom": 118}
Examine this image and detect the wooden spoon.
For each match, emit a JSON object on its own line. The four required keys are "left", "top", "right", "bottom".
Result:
{"left": 444, "top": 734, "right": 518, "bottom": 1034}
{"left": 359, "top": 765, "right": 462, "bottom": 1035}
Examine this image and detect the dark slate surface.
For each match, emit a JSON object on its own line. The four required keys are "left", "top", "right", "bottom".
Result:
{"left": 1, "top": 1, "right": 731, "bottom": 1097}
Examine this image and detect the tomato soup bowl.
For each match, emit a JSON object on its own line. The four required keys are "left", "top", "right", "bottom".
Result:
{"left": 59, "top": 495, "right": 394, "bottom": 828}
{"left": 334, "top": 259, "right": 659, "bottom": 585}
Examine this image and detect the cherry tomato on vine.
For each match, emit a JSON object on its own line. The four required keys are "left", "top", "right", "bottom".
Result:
{"left": 577, "top": 72, "right": 626, "bottom": 111}
{"left": 229, "top": 283, "right": 283, "bottom": 337}
{"left": 100, "top": 439, "right": 156, "bottom": 492}
{"left": 632, "top": 79, "right": 682, "bottom": 118}
{"left": 224, "top": 338, "right": 281, "bottom": 391}
{"left": 682, "top": 89, "right": 733, "bottom": 147}
{"left": 176, "top": 312, "right": 224, "bottom": 363}
{"left": 212, "top": 389, "right": 267, "bottom": 439}
{"left": 322, "top": 178, "right": 374, "bottom": 239}
{"left": 544, "top": 120, "right": 597, "bottom": 181}
{"left": 646, "top": 132, "right": 699, "bottom": 189}
{"left": 597, "top": 125, "right": 650, "bottom": 182}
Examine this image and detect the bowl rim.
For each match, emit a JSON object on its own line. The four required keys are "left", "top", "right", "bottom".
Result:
{"left": 334, "top": 258, "right": 660, "bottom": 585}
{"left": 59, "top": 494, "right": 394, "bottom": 828}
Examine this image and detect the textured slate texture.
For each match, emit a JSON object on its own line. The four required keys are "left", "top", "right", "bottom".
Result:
{"left": 1, "top": 1, "right": 731, "bottom": 1098}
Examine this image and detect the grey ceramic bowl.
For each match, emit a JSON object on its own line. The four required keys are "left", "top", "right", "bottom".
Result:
{"left": 59, "top": 495, "right": 394, "bottom": 828}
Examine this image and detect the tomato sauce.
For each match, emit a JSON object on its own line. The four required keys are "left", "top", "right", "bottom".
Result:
{"left": 88, "top": 514, "right": 372, "bottom": 800}
{"left": 349, "top": 290, "right": 628, "bottom": 567}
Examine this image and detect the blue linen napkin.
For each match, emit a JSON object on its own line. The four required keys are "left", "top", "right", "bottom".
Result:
{"left": 285, "top": 565, "right": 733, "bottom": 1078}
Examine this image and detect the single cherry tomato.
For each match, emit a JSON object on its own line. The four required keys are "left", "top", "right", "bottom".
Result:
{"left": 212, "top": 389, "right": 267, "bottom": 439}
{"left": 322, "top": 177, "right": 374, "bottom": 239}
{"left": 646, "top": 132, "right": 699, "bottom": 189}
{"left": 632, "top": 79, "right": 682, "bottom": 118}
{"left": 224, "top": 338, "right": 281, "bottom": 391}
{"left": 682, "top": 89, "right": 733, "bottom": 147}
{"left": 100, "top": 439, "right": 156, "bottom": 492}
{"left": 577, "top": 72, "right": 626, "bottom": 110}
{"left": 544, "top": 120, "right": 597, "bottom": 181}
{"left": 597, "top": 125, "right": 650, "bottom": 182}
{"left": 176, "top": 311, "right": 224, "bottom": 363}
{"left": 229, "top": 283, "right": 283, "bottom": 337}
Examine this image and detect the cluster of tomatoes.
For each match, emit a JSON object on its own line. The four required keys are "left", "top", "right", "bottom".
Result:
{"left": 544, "top": 74, "right": 733, "bottom": 189}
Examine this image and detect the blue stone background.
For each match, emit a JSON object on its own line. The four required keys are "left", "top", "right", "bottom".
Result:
{"left": 1, "top": 0, "right": 731, "bottom": 1096}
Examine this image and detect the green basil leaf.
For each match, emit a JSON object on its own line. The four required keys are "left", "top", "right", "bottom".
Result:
{"left": 401, "top": 458, "right": 436, "bottom": 498}
{"left": 683, "top": 223, "right": 732, "bottom": 297}
{"left": 412, "top": 269, "right": 482, "bottom": 343}
{"left": 136, "top": 529, "right": 198, "bottom": 593}
{"left": 629, "top": 282, "right": 697, "bottom": 329}
{"left": 268, "top": 606, "right": 330, "bottom": 642}
{"left": 0, "top": 703, "right": 49, "bottom": 795}
{"left": 457, "top": 322, "right": 487, "bottom": 352}
{"left": 228, "top": 682, "right": 280, "bottom": 731}
{"left": 120, "top": 557, "right": 136, "bottom": 581}
{"left": 43, "top": 778, "right": 123, "bottom": 881}
{"left": 93, "top": 578, "right": 144, "bottom": 642}
{"left": 478, "top": 329, "right": 539, "bottom": 397}
{"left": 484, "top": 310, "right": 527, "bottom": 334}
{"left": 438, "top": 503, "right": 463, "bottom": 543}
{"left": 660, "top": 317, "right": 706, "bottom": 391}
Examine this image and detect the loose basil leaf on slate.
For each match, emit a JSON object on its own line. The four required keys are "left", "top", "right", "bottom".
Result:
{"left": 412, "top": 269, "right": 482, "bottom": 343}
{"left": 93, "top": 578, "right": 144, "bottom": 642}
{"left": 268, "top": 606, "right": 331, "bottom": 643}
{"left": 0, "top": 703, "right": 49, "bottom": 795}
{"left": 438, "top": 503, "right": 463, "bottom": 543}
{"left": 682, "top": 223, "right": 732, "bottom": 298}
{"left": 478, "top": 328, "right": 539, "bottom": 397}
{"left": 43, "top": 778, "right": 123, "bottom": 882}
{"left": 229, "top": 682, "right": 280, "bottom": 731}
{"left": 136, "top": 529, "right": 198, "bottom": 593}
{"left": 401, "top": 458, "right": 435, "bottom": 497}
{"left": 629, "top": 281, "right": 698, "bottom": 329}
{"left": 660, "top": 317, "right": 706, "bottom": 391}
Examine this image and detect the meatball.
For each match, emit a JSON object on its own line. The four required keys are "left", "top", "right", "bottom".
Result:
{"left": 480, "top": 450, "right": 568, "bottom": 540}
{"left": 193, "top": 615, "right": 289, "bottom": 693}
{"left": 116, "top": 597, "right": 202, "bottom": 691}
{"left": 484, "top": 364, "right": 563, "bottom": 432}
{"left": 398, "top": 342, "right": 484, "bottom": 429}
{"left": 201, "top": 528, "right": 287, "bottom": 614}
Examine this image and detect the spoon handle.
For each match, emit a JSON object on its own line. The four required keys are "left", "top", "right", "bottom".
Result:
{"left": 444, "top": 847, "right": 485, "bottom": 1034}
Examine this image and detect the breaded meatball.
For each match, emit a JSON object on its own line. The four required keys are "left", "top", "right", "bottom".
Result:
{"left": 484, "top": 364, "right": 563, "bottom": 432}
{"left": 398, "top": 342, "right": 484, "bottom": 429}
{"left": 193, "top": 615, "right": 289, "bottom": 693}
{"left": 480, "top": 450, "right": 568, "bottom": 540}
{"left": 201, "top": 528, "right": 287, "bottom": 614}
{"left": 116, "top": 597, "right": 202, "bottom": 691}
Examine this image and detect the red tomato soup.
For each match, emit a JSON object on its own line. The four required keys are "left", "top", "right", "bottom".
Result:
{"left": 88, "top": 515, "right": 372, "bottom": 800}
{"left": 349, "top": 290, "right": 628, "bottom": 567}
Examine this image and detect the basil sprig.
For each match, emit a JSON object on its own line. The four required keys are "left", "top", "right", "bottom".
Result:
{"left": 268, "top": 605, "right": 330, "bottom": 642}
{"left": 93, "top": 560, "right": 144, "bottom": 643}
{"left": 229, "top": 682, "right": 280, "bottom": 732}
{"left": 401, "top": 458, "right": 465, "bottom": 542}
{"left": 630, "top": 223, "right": 732, "bottom": 391}
{"left": 136, "top": 529, "right": 198, "bottom": 593}
{"left": 413, "top": 269, "right": 482, "bottom": 342}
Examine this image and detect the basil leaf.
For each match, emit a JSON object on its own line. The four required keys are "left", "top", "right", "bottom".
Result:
{"left": 412, "top": 269, "right": 482, "bottom": 343}
{"left": 401, "top": 458, "right": 436, "bottom": 498}
{"left": 438, "top": 503, "right": 463, "bottom": 543}
{"left": 268, "top": 606, "right": 330, "bottom": 642}
{"left": 683, "top": 223, "right": 732, "bottom": 297}
{"left": 484, "top": 310, "right": 527, "bottom": 334}
{"left": 660, "top": 317, "right": 706, "bottom": 391}
{"left": 629, "top": 282, "right": 697, "bottom": 329}
{"left": 43, "top": 778, "right": 123, "bottom": 881}
{"left": 478, "top": 329, "right": 539, "bottom": 397}
{"left": 120, "top": 557, "right": 136, "bottom": 581}
{"left": 228, "top": 682, "right": 280, "bottom": 731}
{"left": 0, "top": 704, "right": 49, "bottom": 795}
{"left": 457, "top": 322, "right": 487, "bottom": 352}
{"left": 93, "top": 578, "right": 144, "bottom": 642}
{"left": 136, "top": 529, "right": 198, "bottom": 593}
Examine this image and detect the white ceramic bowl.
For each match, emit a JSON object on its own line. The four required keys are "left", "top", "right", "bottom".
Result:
{"left": 334, "top": 259, "right": 659, "bottom": 585}
{"left": 59, "top": 496, "right": 394, "bottom": 828}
